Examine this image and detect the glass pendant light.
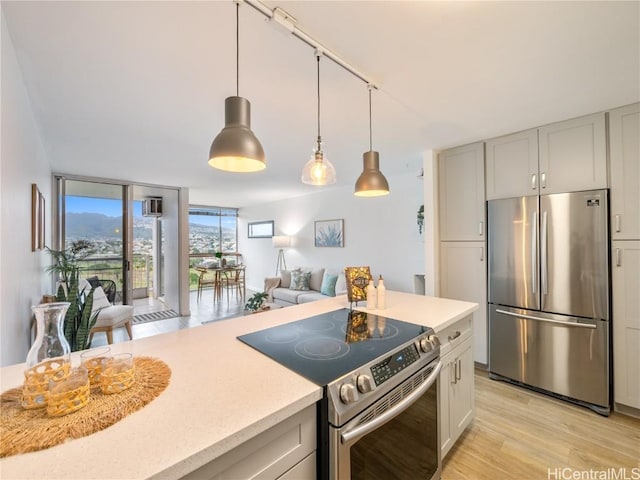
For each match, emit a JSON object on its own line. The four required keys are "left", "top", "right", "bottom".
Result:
{"left": 302, "top": 52, "right": 336, "bottom": 185}
{"left": 354, "top": 85, "right": 389, "bottom": 197}
{"left": 209, "top": 2, "right": 266, "bottom": 173}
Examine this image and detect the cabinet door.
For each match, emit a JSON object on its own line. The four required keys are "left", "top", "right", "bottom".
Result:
{"left": 486, "top": 129, "right": 539, "bottom": 199}
{"left": 439, "top": 357, "right": 453, "bottom": 458}
{"left": 450, "top": 338, "right": 475, "bottom": 440}
{"left": 612, "top": 241, "right": 640, "bottom": 410}
{"left": 440, "top": 241, "right": 487, "bottom": 364}
{"left": 610, "top": 103, "right": 640, "bottom": 240}
{"left": 438, "top": 142, "right": 485, "bottom": 241}
{"left": 538, "top": 112, "right": 607, "bottom": 194}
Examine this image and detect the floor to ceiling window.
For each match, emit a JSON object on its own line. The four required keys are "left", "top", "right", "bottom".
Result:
{"left": 188, "top": 206, "right": 238, "bottom": 289}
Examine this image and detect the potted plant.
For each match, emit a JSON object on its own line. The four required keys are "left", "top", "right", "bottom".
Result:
{"left": 417, "top": 205, "right": 424, "bottom": 234}
{"left": 245, "top": 292, "right": 269, "bottom": 314}
{"left": 45, "top": 240, "right": 101, "bottom": 351}
{"left": 215, "top": 251, "right": 226, "bottom": 267}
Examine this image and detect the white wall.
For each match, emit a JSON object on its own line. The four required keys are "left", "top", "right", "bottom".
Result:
{"left": 423, "top": 150, "right": 439, "bottom": 296}
{"left": 1, "top": 12, "right": 52, "bottom": 367}
{"left": 238, "top": 172, "right": 424, "bottom": 294}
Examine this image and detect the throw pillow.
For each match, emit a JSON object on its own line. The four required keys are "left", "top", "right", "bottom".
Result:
{"left": 290, "top": 269, "right": 311, "bottom": 291}
{"left": 280, "top": 270, "right": 292, "bottom": 289}
{"left": 320, "top": 273, "right": 339, "bottom": 297}
{"left": 91, "top": 286, "right": 111, "bottom": 312}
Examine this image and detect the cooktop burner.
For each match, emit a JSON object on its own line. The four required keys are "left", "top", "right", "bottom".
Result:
{"left": 237, "top": 309, "right": 428, "bottom": 385}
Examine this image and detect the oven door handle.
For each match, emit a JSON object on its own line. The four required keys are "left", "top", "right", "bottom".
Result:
{"left": 340, "top": 361, "right": 442, "bottom": 445}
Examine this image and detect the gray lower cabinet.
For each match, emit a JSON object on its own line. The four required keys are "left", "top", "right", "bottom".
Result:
{"left": 182, "top": 405, "right": 316, "bottom": 480}
{"left": 438, "top": 316, "right": 475, "bottom": 458}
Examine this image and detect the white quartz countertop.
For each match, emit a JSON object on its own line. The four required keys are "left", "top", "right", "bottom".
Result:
{"left": 0, "top": 291, "right": 477, "bottom": 479}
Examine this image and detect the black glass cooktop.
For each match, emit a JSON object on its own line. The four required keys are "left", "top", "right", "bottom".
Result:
{"left": 237, "top": 308, "right": 428, "bottom": 386}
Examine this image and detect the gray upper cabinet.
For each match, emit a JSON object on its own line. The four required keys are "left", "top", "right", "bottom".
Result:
{"left": 438, "top": 142, "right": 485, "bottom": 241}
{"left": 485, "top": 129, "right": 538, "bottom": 199}
{"left": 610, "top": 103, "right": 640, "bottom": 241}
{"left": 485, "top": 112, "right": 607, "bottom": 199}
{"left": 538, "top": 112, "right": 607, "bottom": 194}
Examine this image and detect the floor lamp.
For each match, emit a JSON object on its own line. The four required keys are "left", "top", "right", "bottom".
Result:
{"left": 273, "top": 235, "right": 291, "bottom": 276}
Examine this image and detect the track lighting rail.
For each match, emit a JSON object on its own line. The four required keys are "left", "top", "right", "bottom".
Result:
{"left": 243, "top": 0, "right": 378, "bottom": 89}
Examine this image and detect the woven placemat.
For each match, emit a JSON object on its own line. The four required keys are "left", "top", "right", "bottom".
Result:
{"left": 0, "top": 356, "right": 171, "bottom": 457}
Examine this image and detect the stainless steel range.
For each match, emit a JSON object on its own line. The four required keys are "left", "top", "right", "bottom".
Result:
{"left": 238, "top": 308, "right": 442, "bottom": 480}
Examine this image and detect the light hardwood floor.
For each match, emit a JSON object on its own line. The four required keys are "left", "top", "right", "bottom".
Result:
{"left": 443, "top": 370, "right": 640, "bottom": 480}
{"left": 89, "top": 288, "right": 253, "bottom": 347}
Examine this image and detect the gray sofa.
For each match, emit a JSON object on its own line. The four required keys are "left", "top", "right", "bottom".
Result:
{"left": 265, "top": 268, "right": 346, "bottom": 307}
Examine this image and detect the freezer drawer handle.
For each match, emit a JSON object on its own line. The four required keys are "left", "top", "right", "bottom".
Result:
{"left": 495, "top": 309, "right": 597, "bottom": 329}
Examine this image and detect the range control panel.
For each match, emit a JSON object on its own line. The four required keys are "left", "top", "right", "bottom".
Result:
{"left": 370, "top": 344, "right": 421, "bottom": 386}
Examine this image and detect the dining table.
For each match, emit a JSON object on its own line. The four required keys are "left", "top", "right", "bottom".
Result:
{"left": 197, "top": 261, "right": 244, "bottom": 303}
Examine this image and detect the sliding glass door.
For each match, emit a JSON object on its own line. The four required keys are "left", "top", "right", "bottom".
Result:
{"left": 54, "top": 176, "right": 182, "bottom": 315}
{"left": 56, "top": 177, "right": 132, "bottom": 304}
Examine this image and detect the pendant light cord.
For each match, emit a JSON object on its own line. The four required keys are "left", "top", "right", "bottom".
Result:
{"left": 368, "top": 86, "right": 373, "bottom": 150}
{"left": 316, "top": 54, "right": 321, "bottom": 150}
{"left": 236, "top": 2, "right": 240, "bottom": 97}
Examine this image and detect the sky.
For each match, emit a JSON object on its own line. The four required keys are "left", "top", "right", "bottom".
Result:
{"left": 65, "top": 196, "right": 235, "bottom": 228}
{"left": 66, "top": 196, "right": 142, "bottom": 217}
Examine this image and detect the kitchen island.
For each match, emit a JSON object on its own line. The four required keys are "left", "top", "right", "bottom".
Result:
{"left": 0, "top": 291, "right": 477, "bottom": 479}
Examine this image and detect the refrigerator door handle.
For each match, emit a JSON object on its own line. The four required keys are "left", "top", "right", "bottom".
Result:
{"left": 495, "top": 309, "right": 597, "bottom": 329}
{"left": 532, "top": 211, "right": 538, "bottom": 294}
{"left": 541, "top": 211, "right": 548, "bottom": 295}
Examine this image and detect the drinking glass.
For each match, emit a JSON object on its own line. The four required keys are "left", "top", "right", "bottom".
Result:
{"left": 80, "top": 346, "right": 111, "bottom": 387}
{"left": 47, "top": 367, "right": 90, "bottom": 417}
{"left": 101, "top": 353, "right": 135, "bottom": 394}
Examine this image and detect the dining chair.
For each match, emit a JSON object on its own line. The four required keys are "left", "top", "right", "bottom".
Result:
{"left": 196, "top": 267, "right": 216, "bottom": 302}
{"left": 220, "top": 266, "right": 246, "bottom": 303}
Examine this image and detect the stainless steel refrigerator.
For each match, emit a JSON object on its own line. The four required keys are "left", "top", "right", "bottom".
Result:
{"left": 488, "top": 189, "right": 610, "bottom": 415}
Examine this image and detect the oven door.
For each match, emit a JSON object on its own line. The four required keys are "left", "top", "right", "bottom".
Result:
{"left": 330, "top": 360, "right": 442, "bottom": 480}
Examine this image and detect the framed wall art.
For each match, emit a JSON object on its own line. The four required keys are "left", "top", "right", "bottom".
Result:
{"left": 248, "top": 220, "right": 274, "bottom": 238}
{"left": 314, "top": 219, "right": 344, "bottom": 247}
{"left": 31, "top": 183, "right": 45, "bottom": 251}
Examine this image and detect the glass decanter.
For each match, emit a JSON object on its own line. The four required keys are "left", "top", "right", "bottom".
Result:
{"left": 22, "top": 302, "right": 72, "bottom": 409}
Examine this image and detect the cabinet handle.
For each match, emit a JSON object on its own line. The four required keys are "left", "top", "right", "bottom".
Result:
{"left": 531, "top": 174, "right": 537, "bottom": 190}
{"left": 451, "top": 361, "right": 457, "bottom": 385}
{"left": 616, "top": 248, "right": 622, "bottom": 267}
{"left": 456, "top": 359, "right": 462, "bottom": 381}
{"left": 480, "top": 247, "right": 484, "bottom": 262}
{"left": 540, "top": 172, "right": 547, "bottom": 189}
{"left": 478, "top": 221, "right": 484, "bottom": 236}
{"left": 448, "top": 331, "right": 461, "bottom": 342}
{"left": 615, "top": 214, "right": 621, "bottom": 233}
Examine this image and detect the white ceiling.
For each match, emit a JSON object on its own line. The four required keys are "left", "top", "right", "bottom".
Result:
{"left": 2, "top": 1, "right": 639, "bottom": 207}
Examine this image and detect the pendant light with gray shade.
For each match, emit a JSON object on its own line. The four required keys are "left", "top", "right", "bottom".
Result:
{"left": 301, "top": 51, "right": 336, "bottom": 186}
{"left": 209, "top": 1, "right": 266, "bottom": 173}
{"left": 354, "top": 85, "right": 389, "bottom": 197}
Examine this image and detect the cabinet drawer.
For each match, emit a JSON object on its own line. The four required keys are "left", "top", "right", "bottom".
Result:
{"left": 438, "top": 316, "right": 472, "bottom": 357}
{"left": 182, "top": 405, "right": 316, "bottom": 480}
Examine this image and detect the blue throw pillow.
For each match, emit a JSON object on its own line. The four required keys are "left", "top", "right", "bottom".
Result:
{"left": 320, "top": 273, "right": 339, "bottom": 297}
